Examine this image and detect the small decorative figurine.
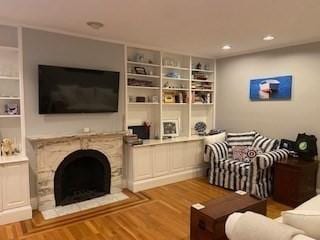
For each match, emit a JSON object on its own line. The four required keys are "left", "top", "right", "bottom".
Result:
{"left": 5, "top": 103, "right": 19, "bottom": 115}
{"left": 1, "top": 138, "right": 15, "bottom": 156}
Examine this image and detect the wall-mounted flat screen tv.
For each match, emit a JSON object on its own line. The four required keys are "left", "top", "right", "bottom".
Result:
{"left": 39, "top": 65, "right": 120, "bottom": 114}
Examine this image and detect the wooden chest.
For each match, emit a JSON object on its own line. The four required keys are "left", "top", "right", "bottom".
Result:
{"left": 190, "top": 193, "right": 267, "bottom": 240}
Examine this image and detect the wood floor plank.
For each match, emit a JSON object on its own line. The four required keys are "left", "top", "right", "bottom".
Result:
{"left": 0, "top": 177, "right": 291, "bottom": 240}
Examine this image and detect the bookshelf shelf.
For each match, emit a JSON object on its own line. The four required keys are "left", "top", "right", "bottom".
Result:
{"left": 127, "top": 61, "right": 160, "bottom": 67}
{"left": 125, "top": 46, "right": 216, "bottom": 139}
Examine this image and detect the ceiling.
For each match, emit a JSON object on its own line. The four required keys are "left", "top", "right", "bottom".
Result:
{"left": 1, "top": 0, "right": 320, "bottom": 58}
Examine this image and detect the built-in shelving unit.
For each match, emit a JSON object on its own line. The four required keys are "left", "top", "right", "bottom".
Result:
{"left": 125, "top": 46, "right": 215, "bottom": 139}
{"left": 0, "top": 24, "right": 31, "bottom": 225}
{"left": 0, "top": 26, "right": 27, "bottom": 159}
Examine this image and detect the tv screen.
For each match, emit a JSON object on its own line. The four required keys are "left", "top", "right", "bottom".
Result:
{"left": 38, "top": 65, "right": 120, "bottom": 114}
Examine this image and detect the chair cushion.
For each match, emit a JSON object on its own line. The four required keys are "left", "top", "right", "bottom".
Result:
{"left": 227, "top": 131, "right": 257, "bottom": 147}
{"left": 282, "top": 210, "right": 320, "bottom": 239}
{"left": 216, "top": 158, "right": 251, "bottom": 176}
{"left": 252, "top": 135, "right": 279, "bottom": 152}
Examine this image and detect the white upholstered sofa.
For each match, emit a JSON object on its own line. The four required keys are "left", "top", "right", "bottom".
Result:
{"left": 226, "top": 194, "right": 320, "bottom": 240}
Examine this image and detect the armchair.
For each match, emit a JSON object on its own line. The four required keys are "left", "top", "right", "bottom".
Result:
{"left": 204, "top": 132, "right": 289, "bottom": 198}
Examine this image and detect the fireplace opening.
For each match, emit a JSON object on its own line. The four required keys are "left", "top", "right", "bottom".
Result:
{"left": 54, "top": 149, "right": 111, "bottom": 206}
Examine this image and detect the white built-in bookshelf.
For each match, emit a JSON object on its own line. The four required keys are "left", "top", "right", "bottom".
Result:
{"left": 0, "top": 24, "right": 31, "bottom": 225}
{"left": 0, "top": 25, "right": 27, "bottom": 159}
{"left": 124, "top": 46, "right": 215, "bottom": 140}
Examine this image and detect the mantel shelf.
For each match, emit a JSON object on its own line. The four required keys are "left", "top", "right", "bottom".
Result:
{"left": 28, "top": 131, "right": 127, "bottom": 143}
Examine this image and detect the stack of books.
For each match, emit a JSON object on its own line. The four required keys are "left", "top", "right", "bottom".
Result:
{"left": 123, "top": 134, "right": 143, "bottom": 145}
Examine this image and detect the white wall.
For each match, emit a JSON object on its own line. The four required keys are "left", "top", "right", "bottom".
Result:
{"left": 22, "top": 28, "right": 125, "bottom": 197}
{"left": 216, "top": 41, "right": 320, "bottom": 187}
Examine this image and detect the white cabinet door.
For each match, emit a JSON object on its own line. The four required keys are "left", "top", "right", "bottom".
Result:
{"left": 185, "top": 141, "right": 203, "bottom": 169}
{"left": 133, "top": 147, "right": 153, "bottom": 181}
{"left": 170, "top": 142, "right": 185, "bottom": 173}
{"left": 0, "top": 166, "right": 3, "bottom": 212}
{"left": 153, "top": 145, "right": 170, "bottom": 177}
{"left": 193, "top": 141, "right": 204, "bottom": 166}
{"left": 2, "top": 162, "right": 29, "bottom": 210}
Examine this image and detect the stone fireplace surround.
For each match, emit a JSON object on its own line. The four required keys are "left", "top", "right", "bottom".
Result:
{"left": 29, "top": 131, "right": 125, "bottom": 211}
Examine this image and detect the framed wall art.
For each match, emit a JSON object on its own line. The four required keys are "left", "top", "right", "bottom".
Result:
{"left": 250, "top": 75, "right": 292, "bottom": 101}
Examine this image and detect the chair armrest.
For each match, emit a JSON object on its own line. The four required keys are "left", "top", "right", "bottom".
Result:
{"left": 253, "top": 149, "right": 290, "bottom": 169}
{"left": 204, "top": 141, "right": 228, "bottom": 163}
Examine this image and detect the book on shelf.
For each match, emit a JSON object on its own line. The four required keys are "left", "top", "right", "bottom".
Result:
{"left": 123, "top": 134, "right": 143, "bottom": 145}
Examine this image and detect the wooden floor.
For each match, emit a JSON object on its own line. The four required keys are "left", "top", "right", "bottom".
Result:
{"left": 0, "top": 178, "right": 290, "bottom": 240}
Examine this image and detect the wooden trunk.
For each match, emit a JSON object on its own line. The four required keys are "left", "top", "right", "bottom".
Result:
{"left": 190, "top": 193, "right": 267, "bottom": 240}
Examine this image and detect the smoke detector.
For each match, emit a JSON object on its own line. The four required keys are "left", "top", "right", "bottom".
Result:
{"left": 86, "top": 21, "right": 104, "bottom": 30}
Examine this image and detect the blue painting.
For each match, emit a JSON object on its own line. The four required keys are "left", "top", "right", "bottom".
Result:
{"left": 250, "top": 75, "right": 292, "bottom": 101}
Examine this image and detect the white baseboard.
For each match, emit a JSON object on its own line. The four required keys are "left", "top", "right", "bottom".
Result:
{"left": 30, "top": 197, "right": 38, "bottom": 210}
{"left": 128, "top": 168, "right": 205, "bottom": 193}
{"left": 0, "top": 205, "right": 32, "bottom": 225}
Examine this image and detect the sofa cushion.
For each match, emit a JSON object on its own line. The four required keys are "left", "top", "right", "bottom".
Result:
{"left": 204, "top": 132, "right": 226, "bottom": 145}
{"left": 227, "top": 131, "right": 256, "bottom": 147}
{"left": 228, "top": 211, "right": 305, "bottom": 240}
{"left": 252, "top": 135, "right": 279, "bottom": 152}
{"left": 282, "top": 210, "right": 320, "bottom": 239}
{"left": 295, "top": 195, "right": 320, "bottom": 212}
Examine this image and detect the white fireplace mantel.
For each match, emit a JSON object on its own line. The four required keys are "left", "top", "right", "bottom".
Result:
{"left": 29, "top": 131, "right": 126, "bottom": 211}
{"left": 28, "top": 131, "right": 127, "bottom": 145}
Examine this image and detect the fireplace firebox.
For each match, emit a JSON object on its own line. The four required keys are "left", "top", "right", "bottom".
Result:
{"left": 54, "top": 149, "right": 111, "bottom": 206}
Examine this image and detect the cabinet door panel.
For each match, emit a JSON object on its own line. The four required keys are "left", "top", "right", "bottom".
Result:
{"left": 2, "top": 162, "right": 29, "bottom": 210}
{"left": 193, "top": 141, "right": 204, "bottom": 165}
{"left": 185, "top": 141, "right": 203, "bottom": 169}
{"left": 0, "top": 166, "right": 3, "bottom": 211}
{"left": 153, "top": 145, "right": 170, "bottom": 177}
{"left": 170, "top": 143, "right": 185, "bottom": 173}
{"left": 133, "top": 147, "right": 153, "bottom": 181}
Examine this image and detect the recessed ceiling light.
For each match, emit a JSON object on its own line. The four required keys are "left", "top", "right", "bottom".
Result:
{"left": 222, "top": 45, "right": 232, "bottom": 50}
{"left": 86, "top": 21, "right": 104, "bottom": 30}
{"left": 263, "top": 35, "right": 275, "bottom": 41}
